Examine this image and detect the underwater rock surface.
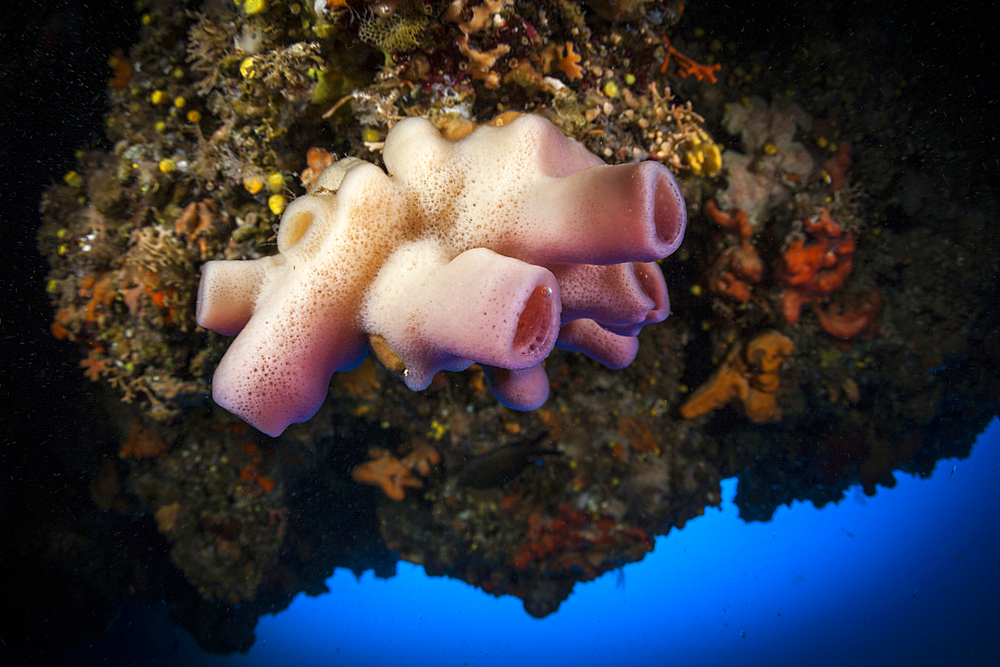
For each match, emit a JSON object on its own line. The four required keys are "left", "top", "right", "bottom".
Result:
{"left": 4, "top": 0, "right": 997, "bottom": 658}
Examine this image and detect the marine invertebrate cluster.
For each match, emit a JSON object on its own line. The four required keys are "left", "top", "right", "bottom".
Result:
{"left": 659, "top": 36, "right": 721, "bottom": 83}
{"left": 352, "top": 443, "right": 441, "bottom": 500}
{"left": 780, "top": 209, "right": 855, "bottom": 324}
{"left": 717, "top": 97, "right": 816, "bottom": 227}
{"left": 511, "top": 504, "right": 653, "bottom": 578}
{"left": 680, "top": 331, "right": 795, "bottom": 423}
{"left": 816, "top": 288, "right": 882, "bottom": 340}
{"left": 704, "top": 200, "right": 764, "bottom": 303}
{"left": 197, "top": 114, "right": 686, "bottom": 436}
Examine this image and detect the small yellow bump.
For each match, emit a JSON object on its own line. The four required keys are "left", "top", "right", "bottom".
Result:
{"left": 690, "top": 284, "right": 702, "bottom": 296}
{"left": 158, "top": 158, "right": 176, "bottom": 174}
{"left": 427, "top": 419, "right": 448, "bottom": 441}
{"left": 171, "top": 67, "right": 185, "bottom": 79}
{"left": 624, "top": 73, "right": 636, "bottom": 85}
{"left": 46, "top": 279, "right": 59, "bottom": 293}
{"left": 141, "top": 13, "right": 152, "bottom": 25}
{"left": 361, "top": 127, "right": 380, "bottom": 143}
{"left": 58, "top": 244, "right": 68, "bottom": 256}
{"left": 173, "top": 96, "right": 186, "bottom": 108}
{"left": 240, "top": 58, "right": 258, "bottom": 79}
{"left": 243, "top": 0, "right": 268, "bottom": 14}
{"left": 151, "top": 90, "right": 169, "bottom": 105}
{"left": 268, "top": 194, "right": 287, "bottom": 215}
{"left": 763, "top": 143, "right": 778, "bottom": 156}
{"left": 602, "top": 80, "right": 619, "bottom": 98}
{"left": 816, "top": 136, "right": 829, "bottom": 149}
{"left": 186, "top": 109, "right": 202, "bottom": 123}
{"left": 63, "top": 171, "right": 83, "bottom": 188}
{"left": 155, "top": 121, "right": 167, "bottom": 132}
{"left": 56, "top": 229, "right": 68, "bottom": 239}
{"left": 244, "top": 175, "right": 265, "bottom": 194}
{"left": 266, "top": 173, "right": 285, "bottom": 192}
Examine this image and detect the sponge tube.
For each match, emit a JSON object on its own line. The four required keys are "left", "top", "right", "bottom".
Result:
{"left": 517, "top": 161, "right": 687, "bottom": 265}
{"left": 370, "top": 247, "right": 563, "bottom": 390}
{"left": 196, "top": 257, "right": 270, "bottom": 336}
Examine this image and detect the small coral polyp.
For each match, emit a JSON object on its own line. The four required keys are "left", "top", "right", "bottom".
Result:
{"left": 197, "top": 115, "right": 686, "bottom": 436}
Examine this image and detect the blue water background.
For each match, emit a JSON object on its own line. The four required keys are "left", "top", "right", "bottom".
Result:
{"left": 92, "top": 418, "right": 1000, "bottom": 666}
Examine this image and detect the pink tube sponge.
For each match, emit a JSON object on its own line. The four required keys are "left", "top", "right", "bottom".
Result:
{"left": 196, "top": 114, "right": 686, "bottom": 436}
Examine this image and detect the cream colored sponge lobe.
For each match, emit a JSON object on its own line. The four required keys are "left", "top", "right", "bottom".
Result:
{"left": 197, "top": 114, "right": 686, "bottom": 436}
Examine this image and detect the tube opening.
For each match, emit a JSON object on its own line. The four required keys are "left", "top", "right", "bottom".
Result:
{"left": 652, "top": 169, "right": 686, "bottom": 251}
{"left": 278, "top": 210, "right": 314, "bottom": 251}
{"left": 633, "top": 262, "right": 670, "bottom": 323}
{"left": 513, "top": 285, "right": 555, "bottom": 355}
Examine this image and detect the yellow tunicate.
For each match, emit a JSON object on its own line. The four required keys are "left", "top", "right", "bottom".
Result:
{"left": 173, "top": 96, "right": 186, "bottom": 108}
{"left": 63, "top": 171, "right": 83, "bottom": 188}
{"left": 155, "top": 121, "right": 167, "bottom": 132}
{"left": 172, "top": 67, "right": 184, "bottom": 79}
{"left": 186, "top": 110, "right": 202, "bottom": 123}
{"left": 243, "top": 0, "right": 268, "bottom": 15}
{"left": 151, "top": 90, "right": 169, "bottom": 105}
{"left": 701, "top": 142, "right": 722, "bottom": 176}
{"left": 141, "top": 13, "right": 152, "bottom": 25}
{"left": 682, "top": 134, "right": 722, "bottom": 178}
{"left": 690, "top": 284, "right": 702, "bottom": 296}
{"left": 603, "top": 80, "right": 620, "bottom": 98}
{"left": 47, "top": 279, "right": 59, "bottom": 293}
{"left": 244, "top": 175, "right": 265, "bottom": 194}
{"left": 763, "top": 143, "right": 778, "bottom": 156}
{"left": 268, "top": 194, "right": 287, "bottom": 215}
{"left": 361, "top": 127, "right": 380, "bottom": 143}
{"left": 816, "top": 136, "right": 829, "bottom": 149}
{"left": 685, "top": 149, "right": 704, "bottom": 173}
{"left": 266, "top": 173, "right": 285, "bottom": 192}
{"left": 159, "top": 158, "right": 176, "bottom": 174}
{"left": 624, "top": 73, "right": 636, "bottom": 85}
{"left": 240, "top": 58, "right": 258, "bottom": 79}
{"left": 428, "top": 419, "right": 448, "bottom": 441}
